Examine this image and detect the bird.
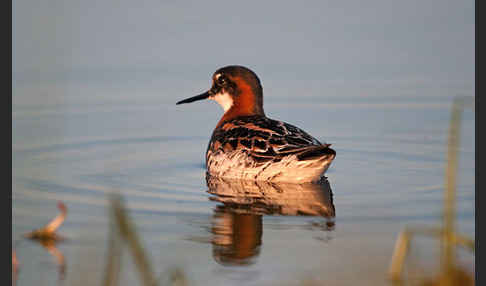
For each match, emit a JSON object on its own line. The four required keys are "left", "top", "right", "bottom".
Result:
{"left": 176, "top": 65, "right": 335, "bottom": 183}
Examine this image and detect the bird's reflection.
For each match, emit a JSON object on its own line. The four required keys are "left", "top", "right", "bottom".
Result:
{"left": 206, "top": 175, "right": 335, "bottom": 266}
{"left": 211, "top": 206, "right": 262, "bottom": 266}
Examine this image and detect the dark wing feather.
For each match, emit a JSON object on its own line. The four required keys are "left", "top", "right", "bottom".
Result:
{"left": 208, "top": 116, "right": 333, "bottom": 163}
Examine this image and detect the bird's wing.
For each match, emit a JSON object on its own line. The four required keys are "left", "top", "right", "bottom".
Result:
{"left": 209, "top": 116, "right": 332, "bottom": 162}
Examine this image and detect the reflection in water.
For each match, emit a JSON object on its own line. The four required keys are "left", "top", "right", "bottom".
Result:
{"left": 24, "top": 201, "right": 67, "bottom": 281}
{"left": 207, "top": 175, "right": 335, "bottom": 266}
{"left": 12, "top": 250, "right": 18, "bottom": 286}
{"left": 212, "top": 207, "right": 262, "bottom": 266}
{"left": 34, "top": 238, "right": 66, "bottom": 281}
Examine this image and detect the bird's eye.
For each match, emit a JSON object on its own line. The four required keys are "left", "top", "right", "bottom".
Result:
{"left": 217, "top": 75, "right": 226, "bottom": 85}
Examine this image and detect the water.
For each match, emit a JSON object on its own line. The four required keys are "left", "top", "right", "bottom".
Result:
{"left": 12, "top": 76, "right": 475, "bottom": 286}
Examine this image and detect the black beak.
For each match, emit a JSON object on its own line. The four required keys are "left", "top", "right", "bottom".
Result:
{"left": 176, "top": 91, "right": 211, "bottom": 105}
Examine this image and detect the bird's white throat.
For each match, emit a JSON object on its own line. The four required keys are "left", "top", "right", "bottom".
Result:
{"left": 210, "top": 92, "right": 234, "bottom": 112}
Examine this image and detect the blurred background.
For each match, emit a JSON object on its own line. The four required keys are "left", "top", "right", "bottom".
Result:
{"left": 12, "top": 1, "right": 474, "bottom": 285}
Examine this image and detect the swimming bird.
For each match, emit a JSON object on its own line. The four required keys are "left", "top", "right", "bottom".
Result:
{"left": 176, "top": 65, "right": 335, "bottom": 183}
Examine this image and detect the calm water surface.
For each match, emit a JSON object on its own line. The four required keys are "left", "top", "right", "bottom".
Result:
{"left": 12, "top": 78, "right": 475, "bottom": 286}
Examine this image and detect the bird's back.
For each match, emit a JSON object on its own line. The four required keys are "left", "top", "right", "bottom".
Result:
{"left": 206, "top": 115, "right": 336, "bottom": 182}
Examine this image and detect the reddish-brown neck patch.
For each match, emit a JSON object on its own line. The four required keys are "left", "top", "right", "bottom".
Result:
{"left": 216, "top": 77, "right": 264, "bottom": 127}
